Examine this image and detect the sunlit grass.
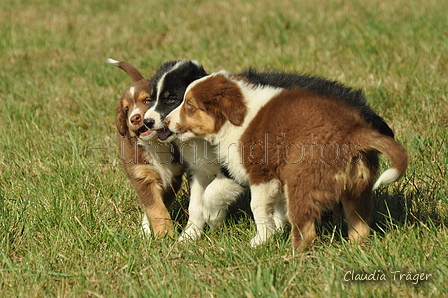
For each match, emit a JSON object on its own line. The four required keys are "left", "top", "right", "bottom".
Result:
{"left": 1, "top": 0, "right": 447, "bottom": 296}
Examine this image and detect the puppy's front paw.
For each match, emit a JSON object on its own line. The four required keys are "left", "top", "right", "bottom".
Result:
{"left": 141, "top": 215, "right": 152, "bottom": 238}
{"left": 141, "top": 224, "right": 152, "bottom": 238}
{"left": 249, "top": 234, "right": 266, "bottom": 247}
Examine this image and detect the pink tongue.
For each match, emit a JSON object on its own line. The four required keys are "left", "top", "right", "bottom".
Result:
{"left": 140, "top": 129, "right": 153, "bottom": 136}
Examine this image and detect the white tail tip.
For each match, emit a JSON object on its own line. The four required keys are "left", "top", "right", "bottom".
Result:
{"left": 373, "top": 168, "right": 400, "bottom": 190}
{"left": 106, "top": 58, "right": 119, "bottom": 65}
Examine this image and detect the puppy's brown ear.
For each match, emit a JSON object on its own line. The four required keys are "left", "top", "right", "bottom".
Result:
{"left": 216, "top": 76, "right": 246, "bottom": 126}
{"left": 107, "top": 58, "right": 145, "bottom": 82}
{"left": 116, "top": 103, "right": 128, "bottom": 136}
{"left": 220, "top": 97, "right": 246, "bottom": 126}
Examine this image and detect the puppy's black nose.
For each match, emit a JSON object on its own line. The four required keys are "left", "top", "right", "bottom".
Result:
{"left": 143, "top": 118, "right": 155, "bottom": 129}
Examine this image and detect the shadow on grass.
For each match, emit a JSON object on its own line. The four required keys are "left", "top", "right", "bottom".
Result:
{"left": 319, "top": 186, "right": 447, "bottom": 241}
{"left": 169, "top": 187, "right": 254, "bottom": 235}
{"left": 169, "top": 182, "right": 446, "bottom": 242}
{"left": 373, "top": 187, "right": 447, "bottom": 230}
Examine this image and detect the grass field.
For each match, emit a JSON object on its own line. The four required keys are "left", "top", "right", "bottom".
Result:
{"left": 1, "top": 0, "right": 447, "bottom": 296}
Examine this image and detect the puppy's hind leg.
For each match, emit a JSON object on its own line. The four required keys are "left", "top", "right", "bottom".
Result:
{"left": 342, "top": 188, "right": 373, "bottom": 243}
{"left": 342, "top": 160, "right": 376, "bottom": 243}
{"left": 284, "top": 183, "right": 317, "bottom": 251}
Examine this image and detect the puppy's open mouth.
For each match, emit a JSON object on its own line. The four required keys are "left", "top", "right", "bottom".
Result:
{"left": 157, "top": 128, "right": 173, "bottom": 141}
{"left": 138, "top": 125, "right": 153, "bottom": 137}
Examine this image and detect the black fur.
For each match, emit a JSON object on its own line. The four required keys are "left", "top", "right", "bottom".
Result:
{"left": 237, "top": 69, "right": 394, "bottom": 138}
{"left": 145, "top": 60, "right": 208, "bottom": 130}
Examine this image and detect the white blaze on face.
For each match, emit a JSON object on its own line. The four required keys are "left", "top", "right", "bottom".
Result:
{"left": 144, "top": 108, "right": 163, "bottom": 129}
{"left": 143, "top": 60, "right": 188, "bottom": 130}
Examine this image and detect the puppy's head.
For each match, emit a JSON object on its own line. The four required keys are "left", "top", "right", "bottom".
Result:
{"left": 115, "top": 79, "right": 157, "bottom": 140}
{"left": 165, "top": 71, "right": 247, "bottom": 140}
{"left": 143, "top": 60, "right": 207, "bottom": 141}
{"left": 109, "top": 59, "right": 157, "bottom": 141}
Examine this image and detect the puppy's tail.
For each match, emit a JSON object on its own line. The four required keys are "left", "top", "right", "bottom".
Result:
{"left": 107, "top": 58, "right": 145, "bottom": 82}
{"left": 361, "top": 131, "right": 408, "bottom": 190}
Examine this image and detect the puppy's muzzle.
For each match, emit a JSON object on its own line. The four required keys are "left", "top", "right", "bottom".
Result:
{"left": 143, "top": 118, "right": 155, "bottom": 129}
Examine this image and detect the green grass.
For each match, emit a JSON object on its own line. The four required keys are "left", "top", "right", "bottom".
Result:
{"left": 1, "top": 0, "right": 447, "bottom": 296}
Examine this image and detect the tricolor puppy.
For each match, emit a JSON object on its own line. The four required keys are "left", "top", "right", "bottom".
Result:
{"left": 141, "top": 60, "right": 248, "bottom": 241}
{"left": 235, "top": 69, "right": 396, "bottom": 225}
{"left": 237, "top": 69, "right": 397, "bottom": 224}
{"left": 109, "top": 58, "right": 185, "bottom": 238}
{"left": 165, "top": 70, "right": 408, "bottom": 250}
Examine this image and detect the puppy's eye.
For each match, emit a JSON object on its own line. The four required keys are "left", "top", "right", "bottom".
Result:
{"left": 143, "top": 98, "right": 152, "bottom": 105}
{"left": 186, "top": 101, "right": 194, "bottom": 109}
{"left": 124, "top": 107, "right": 129, "bottom": 114}
{"left": 165, "top": 98, "right": 175, "bottom": 105}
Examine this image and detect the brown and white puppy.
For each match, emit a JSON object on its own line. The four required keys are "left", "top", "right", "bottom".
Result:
{"left": 165, "top": 70, "right": 408, "bottom": 250}
{"left": 109, "top": 58, "right": 185, "bottom": 238}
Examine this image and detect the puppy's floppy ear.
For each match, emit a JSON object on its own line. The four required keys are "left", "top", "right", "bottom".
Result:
{"left": 107, "top": 58, "right": 145, "bottom": 83}
{"left": 220, "top": 96, "right": 246, "bottom": 126}
{"left": 116, "top": 101, "right": 128, "bottom": 136}
{"left": 214, "top": 75, "right": 246, "bottom": 126}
